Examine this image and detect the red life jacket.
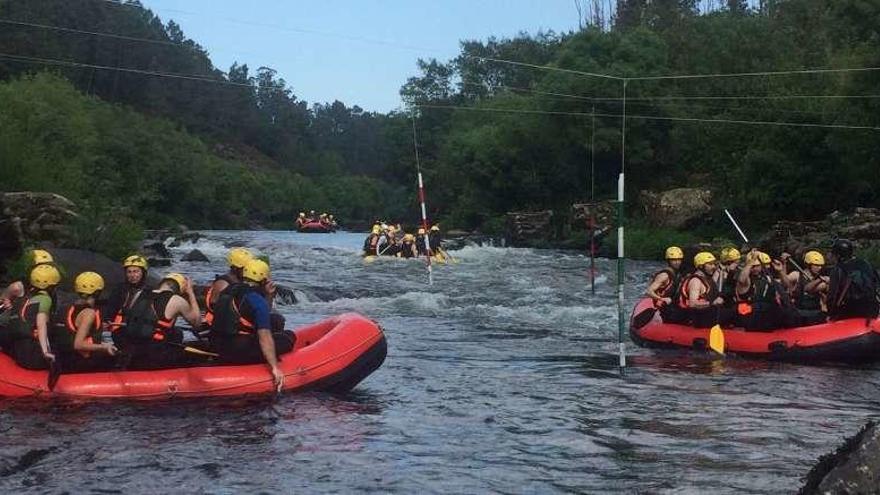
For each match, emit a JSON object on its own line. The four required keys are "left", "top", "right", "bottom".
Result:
{"left": 651, "top": 267, "right": 682, "bottom": 308}
{"left": 678, "top": 271, "right": 718, "bottom": 309}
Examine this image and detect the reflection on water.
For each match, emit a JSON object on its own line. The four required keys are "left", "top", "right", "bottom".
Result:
{"left": 0, "top": 231, "right": 875, "bottom": 493}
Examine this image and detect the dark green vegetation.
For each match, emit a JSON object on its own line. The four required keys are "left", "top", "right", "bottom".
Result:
{"left": 0, "top": 0, "right": 878, "bottom": 259}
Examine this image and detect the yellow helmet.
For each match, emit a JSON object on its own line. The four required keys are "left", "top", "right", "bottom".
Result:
{"left": 74, "top": 272, "right": 105, "bottom": 296}
{"left": 371, "top": 225, "right": 381, "bottom": 234}
{"left": 31, "top": 249, "right": 54, "bottom": 266}
{"left": 161, "top": 273, "right": 187, "bottom": 293}
{"left": 430, "top": 225, "right": 440, "bottom": 232}
{"left": 243, "top": 259, "right": 270, "bottom": 283}
{"left": 320, "top": 213, "right": 327, "bottom": 218}
{"left": 756, "top": 251, "right": 771, "bottom": 265}
{"left": 30, "top": 264, "right": 61, "bottom": 289}
{"left": 693, "top": 252, "right": 717, "bottom": 268}
{"left": 664, "top": 246, "right": 684, "bottom": 260}
{"left": 804, "top": 250, "right": 825, "bottom": 266}
{"left": 123, "top": 255, "right": 148, "bottom": 270}
{"left": 417, "top": 227, "right": 426, "bottom": 235}
{"left": 404, "top": 233, "right": 415, "bottom": 242}
{"left": 720, "top": 247, "right": 742, "bottom": 263}
{"left": 299, "top": 212, "right": 305, "bottom": 217}
{"left": 227, "top": 247, "right": 253, "bottom": 269}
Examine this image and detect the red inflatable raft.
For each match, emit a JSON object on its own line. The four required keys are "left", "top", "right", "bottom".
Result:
{"left": 630, "top": 298, "right": 880, "bottom": 363}
{"left": 297, "top": 221, "right": 334, "bottom": 233}
{"left": 0, "top": 313, "right": 386, "bottom": 399}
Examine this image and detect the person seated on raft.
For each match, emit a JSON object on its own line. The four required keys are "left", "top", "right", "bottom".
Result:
{"left": 380, "top": 226, "right": 400, "bottom": 256}
{"left": 364, "top": 225, "right": 382, "bottom": 256}
{"left": 208, "top": 259, "right": 293, "bottom": 391}
{"left": 415, "top": 227, "right": 428, "bottom": 256}
{"left": 826, "top": 239, "right": 880, "bottom": 320}
{"left": 103, "top": 254, "right": 151, "bottom": 334}
{"left": 1, "top": 249, "right": 55, "bottom": 310}
{"left": 2, "top": 264, "right": 62, "bottom": 370}
{"left": 327, "top": 214, "right": 338, "bottom": 229}
{"left": 735, "top": 250, "right": 798, "bottom": 331}
{"left": 645, "top": 246, "right": 687, "bottom": 324}
{"left": 780, "top": 250, "right": 829, "bottom": 326}
{"left": 714, "top": 247, "right": 742, "bottom": 309}
{"left": 51, "top": 272, "right": 118, "bottom": 372}
{"left": 203, "top": 247, "right": 253, "bottom": 333}
{"left": 677, "top": 252, "right": 737, "bottom": 328}
{"left": 307, "top": 210, "right": 317, "bottom": 222}
{"left": 399, "top": 233, "right": 418, "bottom": 259}
{"left": 295, "top": 212, "right": 306, "bottom": 229}
{"left": 114, "top": 273, "right": 202, "bottom": 369}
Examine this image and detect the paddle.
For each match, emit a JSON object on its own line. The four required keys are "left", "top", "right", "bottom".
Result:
{"left": 708, "top": 324, "right": 725, "bottom": 355}
{"left": 164, "top": 341, "right": 219, "bottom": 358}
{"left": 631, "top": 306, "right": 657, "bottom": 329}
{"left": 47, "top": 354, "right": 61, "bottom": 391}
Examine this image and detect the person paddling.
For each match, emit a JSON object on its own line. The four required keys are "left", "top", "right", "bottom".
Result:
{"left": 115, "top": 273, "right": 202, "bottom": 369}
{"left": 826, "top": 239, "right": 880, "bottom": 320}
{"left": 645, "top": 246, "right": 686, "bottom": 324}
{"left": 3, "top": 264, "right": 61, "bottom": 370}
{"left": 735, "top": 250, "right": 796, "bottom": 331}
{"left": 209, "top": 259, "right": 293, "bottom": 392}
{"left": 202, "top": 247, "right": 253, "bottom": 333}
{"left": 678, "top": 252, "right": 736, "bottom": 328}
{"left": 51, "top": 272, "right": 118, "bottom": 372}
{"left": 782, "top": 250, "right": 829, "bottom": 325}
{"left": 1, "top": 249, "right": 55, "bottom": 308}
{"left": 715, "top": 247, "right": 742, "bottom": 308}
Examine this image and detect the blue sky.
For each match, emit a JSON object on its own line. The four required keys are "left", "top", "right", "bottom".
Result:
{"left": 141, "top": 1, "right": 582, "bottom": 112}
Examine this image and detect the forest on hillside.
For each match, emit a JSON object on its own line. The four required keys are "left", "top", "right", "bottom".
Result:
{"left": 0, "top": 0, "right": 877, "bottom": 255}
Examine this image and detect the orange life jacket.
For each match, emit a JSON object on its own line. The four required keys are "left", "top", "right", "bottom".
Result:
{"left": 677, "top": 271, "right": 718, "bottom": 310}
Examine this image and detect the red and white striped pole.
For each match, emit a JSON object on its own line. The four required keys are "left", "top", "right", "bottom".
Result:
{"left": 412, "top": 114, "right": 433, "bottom": 285}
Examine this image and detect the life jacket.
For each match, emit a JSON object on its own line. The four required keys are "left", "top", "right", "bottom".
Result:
{"left": 400, "top": 241, "right": 416, "bottom": 259}
{"left": 677, "top": 271, "right": 718, "bottom": 310}
{"left": 5, "top": 290, "right": 51, "bottom": 341}
{"left": 53, "top": 303, "right": 103, "bottom": 357}
{"left": 795, "top": 275, "right": 822, "bottom": 312}
{"left": 717, "top": 267, "right": 740, "bottom": 305}
{"left": 108, "top": 286, "right": 144, "bottom": 331}
{"left": 210, "top": 283, "right": 259, "bottom": 337}
{"left": 830, "top": 259, "right": 880, "bottom": 312}
{"left": 202, "top": 273, "right": 238, "bottom": 328}
{"left": 651, "top": 267, "right": 682, "bottom": 308}
{"left": 736, "top": 273, "right": 786, "bottom": 315}
{"left": 363, "top": 234, "right": 379, "bottom": 254}
{"left": 119, "top": 291, "right": 176, "bottom": 342}
{"left": 416, "top": 235, "right": 428, "bottom": 255}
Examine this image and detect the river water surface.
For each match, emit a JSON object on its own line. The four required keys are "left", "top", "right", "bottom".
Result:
{"left": 1, "top": 231, "right": 878, "bottom": 494}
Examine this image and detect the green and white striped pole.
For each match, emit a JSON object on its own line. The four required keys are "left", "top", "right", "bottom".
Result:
{"left": 617, "top": 80, "right": 627, "bottom": 371}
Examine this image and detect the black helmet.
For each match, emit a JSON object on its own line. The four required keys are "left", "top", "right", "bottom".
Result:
{"left": 831, "top": 238, "right": 854, "bottom": 259}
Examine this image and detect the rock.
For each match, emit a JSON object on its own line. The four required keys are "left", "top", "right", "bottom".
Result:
{"left": 640, "top": 188, "right": 713, "bottom": 229}
{"left": 167, "top": 231, "right": 203, "bottom": 248}
{"left": 0, "top": 192, "right": 80, "bottom": 277}
{"left": 181, "top": 249, "right": 210, "bottom": 262}
{"left": 758, "top": 208, "right": 880, "bottom": 256}
{"left": 506, "top": 210, "right": 553, "bottom": 247}
{"left": 800, "top": 421, "right": 880, "bottom": 494}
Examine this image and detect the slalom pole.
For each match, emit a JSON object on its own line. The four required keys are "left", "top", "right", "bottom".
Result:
{"left": 411, "top": 113, "right": 433, "bottom": 286}
{"left": 589, "top": 104, "right": 596, "bottom": 295}
{"left": 617, "top": 80, "right": 627, "bottom": 373}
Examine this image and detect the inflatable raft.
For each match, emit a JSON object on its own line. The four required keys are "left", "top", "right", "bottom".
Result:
{"left": 630, "top": 298, "right": 880, "bottom": 363}
{"left": 297, "top": 221, "right": 334, "bottom": 233}
{"left": 0, "top": 313, "right": 386, "bottom": 399}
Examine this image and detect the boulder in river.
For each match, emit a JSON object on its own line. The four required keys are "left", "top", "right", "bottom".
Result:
{"left": 800, "top": 421, "right": 880, "bottom": 494}
{"left": 640, "top": 188, "right": 713, "bottom": 229}
{"left": 181, "top": 249, "right": 210, "bottom": 262}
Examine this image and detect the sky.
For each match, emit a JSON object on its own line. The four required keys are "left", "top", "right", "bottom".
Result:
{"left": 140, "top": 1, "right": 582, "bottom": 112}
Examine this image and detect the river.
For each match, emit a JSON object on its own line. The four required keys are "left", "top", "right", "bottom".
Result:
{"left": 1, "top": 230, "right": 877, "bottom": 493}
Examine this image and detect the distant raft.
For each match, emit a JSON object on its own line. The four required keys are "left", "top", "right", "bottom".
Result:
{"left": 297, "top": 220, "right": 335, "bottom": 233}
{"left": 0, "top": 313, "right": 386, "bottom": 399}
{"left": 629, "top": 297, "right": 880, "bottom": 363}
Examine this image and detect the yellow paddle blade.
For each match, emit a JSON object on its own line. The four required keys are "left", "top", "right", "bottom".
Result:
{"left": 183, "top": 346, "right": 219, "bottom": 358}
{"left": 708, "top": 325, "right": 725, "bottom": 355}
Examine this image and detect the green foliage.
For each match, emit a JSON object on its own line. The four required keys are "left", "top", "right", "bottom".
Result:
{"left": 71, "top": 207, "right": 144, "bottom": 262}
{"left": 603, "top": 224, "right": 703, "bottom": 260}
{"left": 858, "top": 246, "right": 880, "bottom": 269}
